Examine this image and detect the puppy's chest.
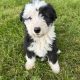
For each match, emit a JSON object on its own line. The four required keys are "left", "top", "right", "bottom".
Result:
{"left": 28, "top": 37, "right": 53, "bottom": 57}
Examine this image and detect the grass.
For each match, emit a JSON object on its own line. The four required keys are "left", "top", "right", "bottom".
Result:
{"left": 0, "top": 0, "right": 80, "bottom": 80}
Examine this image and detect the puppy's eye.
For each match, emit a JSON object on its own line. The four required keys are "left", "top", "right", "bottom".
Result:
{"left": 27, "top": 17, "right": 32, "bottom": 20}
{"left": 24, "top": 17, "right": 32, "bottom": 20}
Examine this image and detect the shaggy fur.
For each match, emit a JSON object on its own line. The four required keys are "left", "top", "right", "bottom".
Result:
{"left": 20, "top": 0, "right": 60, "bottom": 73}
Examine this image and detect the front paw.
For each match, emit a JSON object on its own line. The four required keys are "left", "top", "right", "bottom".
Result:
{"left": 49, "top": 61, "right": 60, "bottom": 74}
{"left": 25, "top": 62, "right": 35, "bottom": 70}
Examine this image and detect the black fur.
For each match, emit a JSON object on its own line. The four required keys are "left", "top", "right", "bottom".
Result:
{"left": 24, "top": 30, "right": 35, "bottom": 58}
{"left": 47, "top": 40, "right": 58, "bottom": 64}
{"left": 20, "top": 8, "right": 24, "bottom": 22}
{"left": 39, "top": 4, "right": 57, "bottom": 26}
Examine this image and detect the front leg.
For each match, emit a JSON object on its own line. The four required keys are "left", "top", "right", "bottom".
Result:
{"left": 25, "top": 51, "right": 36, "bottom": 70}
{"left": 24, "top": 33, "right": 36, "bottom": 70}
{"left": 47, "top": 53, "right": 60, "bottom": 74}
{"left": 47, "top": 40, "right": 60, "bottom": 74}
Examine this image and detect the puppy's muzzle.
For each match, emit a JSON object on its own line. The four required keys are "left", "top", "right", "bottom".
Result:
{"left": 34, "top": 27, "right": 41, "bottom": 33}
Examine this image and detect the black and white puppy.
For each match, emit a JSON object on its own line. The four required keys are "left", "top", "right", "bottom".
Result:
{"left": 20, "top": 0, "right": 61, "bottom": 73}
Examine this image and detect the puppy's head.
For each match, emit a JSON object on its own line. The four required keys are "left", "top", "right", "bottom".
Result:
{"left": 20, "top": 0, "right": 57, "bottom": 38}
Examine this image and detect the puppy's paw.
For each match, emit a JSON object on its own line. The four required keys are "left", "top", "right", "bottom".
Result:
{"left": 51, "top": 61, "right": 60, "bottom": 74}
{"left": 49, "top": 61, "right": 60, "bottom": 74}
{"left": 25, "top": 62, "right": 35, "bottom": 70}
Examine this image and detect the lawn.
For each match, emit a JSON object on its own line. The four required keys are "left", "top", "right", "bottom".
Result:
{"left": 0, "top": 0, "right": 80, "bottom": 80}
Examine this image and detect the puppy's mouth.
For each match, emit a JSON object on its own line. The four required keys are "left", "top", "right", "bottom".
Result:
{"left": 34, "top": 33, "right": 45, "bottom": 38}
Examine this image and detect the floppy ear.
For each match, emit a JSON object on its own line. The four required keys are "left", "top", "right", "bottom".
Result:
{"left": 20, "top": 8, "right": 24, "bottom": 22}
{"left": 39, "top": 4, "right": 57, "bottom": 25}
{"left": 47, "top": 4, "right": 57, "bottom": 21}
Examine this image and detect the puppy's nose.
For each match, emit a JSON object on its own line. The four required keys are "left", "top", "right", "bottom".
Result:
{"left": 34, "top": 27, "right": 41, "bottom": 33}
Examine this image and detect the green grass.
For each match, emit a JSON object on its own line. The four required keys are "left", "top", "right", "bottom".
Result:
{"left": 0, "top": 0, "right": 80, "bottom": 80}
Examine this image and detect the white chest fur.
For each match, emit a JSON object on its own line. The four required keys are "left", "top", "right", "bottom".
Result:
{"left": 27, "top": 27, "right": 56, "bottom": 57}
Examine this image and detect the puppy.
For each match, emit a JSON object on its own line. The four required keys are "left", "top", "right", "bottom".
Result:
{"left": 20, "top": 0, "right": 60, "bottom": 73}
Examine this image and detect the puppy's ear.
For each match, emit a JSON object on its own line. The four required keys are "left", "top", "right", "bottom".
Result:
{"left": 20, "top": 8, "right": 24, "bottom": 22}
{"left": 47, "top": 4, "right": 57, "bottom": 21}
{"left": 39, "top": 4, "right": 57, "bottom": 25}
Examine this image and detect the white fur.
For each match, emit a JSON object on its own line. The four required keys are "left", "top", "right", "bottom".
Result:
{"left": 48, "top": 60, "right": 60, "bottom": 74}
{"left": 57, "top": 50, "right": 61, "bottom": 54}
{"left": 32, "top": 0, "right": 47, "bottom": 8}
{"left": 28, "top": 26, "right": 56, "bottom": 57}
{"left": 22, "top": 1, "right": 48, "bottom": 38}
{"left": 25, "top": 55, "right": 36, "bottom": 70}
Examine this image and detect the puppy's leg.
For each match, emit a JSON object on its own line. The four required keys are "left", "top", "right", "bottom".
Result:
{"left": 25, "top": 51, "right": 36, "bottom": 70}
{"left": 47, "top": 53, "right": 60, "bottom": 74}
{"left": 24, "top": 34, "right": 36, "bottom": 70}
{"left": 47, "top": 40, "right": 60, "bottom": 73}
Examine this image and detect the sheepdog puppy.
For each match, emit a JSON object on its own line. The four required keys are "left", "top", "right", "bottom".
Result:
{"left": 20, "top": 0, "right": 61, "bottom": 73}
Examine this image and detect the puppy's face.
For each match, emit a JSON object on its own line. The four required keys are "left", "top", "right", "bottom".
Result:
{"left": 20, "top": 1, "right": 57, "bottom": 38}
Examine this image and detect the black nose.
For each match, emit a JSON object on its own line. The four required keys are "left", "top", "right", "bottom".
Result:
{"left": 34, "top": 27, "right": 41, "bottom": 33}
